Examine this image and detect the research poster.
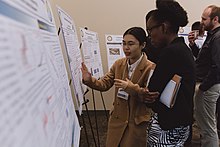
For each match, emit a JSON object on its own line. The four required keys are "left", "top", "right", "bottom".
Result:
{"left": 105, "top": 34, "right": 124, "bottom": 70}
{"left": 0, "top": 1, "right": 79, "bottom": 147}
{"left": 80, "top": 28, "right": 104, "bottom": 79}
{"left": 178, "top": 26, "right": 191, "bottom": 46}
{"left": 57, "top": 6, "right": 85, "bottom": 114}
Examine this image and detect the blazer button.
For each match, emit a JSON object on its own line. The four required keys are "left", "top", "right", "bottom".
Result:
{"left": 115, "top": 116, "right": 119, "bottom": 119}
{"left": 125, "top": 120, "right": 128, "bottom": 124}
{"left": 117, "top": 102, "right": 119, "bottom": 105}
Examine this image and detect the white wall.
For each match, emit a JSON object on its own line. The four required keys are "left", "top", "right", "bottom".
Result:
{"left": 50, "top": 0, "right": 220, "bottom": 110}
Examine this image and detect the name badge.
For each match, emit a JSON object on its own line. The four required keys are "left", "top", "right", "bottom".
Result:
{"left": 117, "top": 88, "right": 129, "bottom": 100}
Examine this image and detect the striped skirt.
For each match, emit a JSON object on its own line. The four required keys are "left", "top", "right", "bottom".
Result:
{"left": 147, "top": 113, "right": 190, "bottom": 147}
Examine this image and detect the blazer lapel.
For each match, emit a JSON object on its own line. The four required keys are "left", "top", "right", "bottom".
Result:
{"left": 121, "top": 59, "right": 129, "bottom": 80}
{"left": 131, "top": 54, "right": 148, "bottom": 84}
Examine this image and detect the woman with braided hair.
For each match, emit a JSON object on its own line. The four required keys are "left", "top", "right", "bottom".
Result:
{"left": 141, "top": 0, "right": 196, "bottom": 146}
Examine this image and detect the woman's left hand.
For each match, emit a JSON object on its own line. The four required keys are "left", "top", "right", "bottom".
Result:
{"left": 114, "top": 78, "right": 129, "bottom": 89}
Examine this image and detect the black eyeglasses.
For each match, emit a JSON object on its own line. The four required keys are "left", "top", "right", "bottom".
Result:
{"left": 146, "top": 24, "right": 162, "bottom": 35}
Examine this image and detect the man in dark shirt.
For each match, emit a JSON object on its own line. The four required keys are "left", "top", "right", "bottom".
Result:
{"left": 194, "top": 5, "right": 220, "bottom": 147}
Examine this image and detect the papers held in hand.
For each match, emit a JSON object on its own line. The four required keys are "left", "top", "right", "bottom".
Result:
{"left": 146, "top": 64, "right": 156, "bottom": 87}
{"left": 160, "top": 74, "right": 182, "bottom": 108}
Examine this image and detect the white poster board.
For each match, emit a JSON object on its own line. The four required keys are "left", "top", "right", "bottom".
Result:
{"left": 80, "top": 28, "right": 103, "bottom": 79}
{"left": 105, "top": 34, "right": 124, "bottom": 70}
{"left": 178, "top": 26, "right": 191, "bottom": 46}
{"left": 57, "top": 6, "right": 85, "bottom": 115}
{"left": 0, "top": 1, "right": 79, "bottom": 147}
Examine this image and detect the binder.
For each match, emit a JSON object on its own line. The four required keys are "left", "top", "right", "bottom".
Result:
{"left": 159, "top": 74, "right": 182, "bottom": 108}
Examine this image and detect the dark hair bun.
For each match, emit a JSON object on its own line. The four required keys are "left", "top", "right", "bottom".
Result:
{"left": 156, "top": 0, "right": 188, "bottom": 27}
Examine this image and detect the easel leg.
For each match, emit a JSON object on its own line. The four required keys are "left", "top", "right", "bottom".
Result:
{"left": 91, "top": 89, "right": 100, "bottom": 147}
{"left": 100, "top": 92, "right": 109, "bottom": 121}
{"left": 83, "top": 96, "right": 98, "bottom": 147}
{"left": 81, "top": 112, "right": 90, "bottom": 147}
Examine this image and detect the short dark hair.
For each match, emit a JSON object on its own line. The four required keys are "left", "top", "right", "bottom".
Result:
{"left": 191, "top": 21, "right": 201, "bottom": 31}
{"left": 145, "top": 10, "right": 157, "bottom": 23}
{"left": 208, "top": 5, "right": 220, "bottom": 23}
{"left": 123, "top": 27, "right": 147, "bottom": 46}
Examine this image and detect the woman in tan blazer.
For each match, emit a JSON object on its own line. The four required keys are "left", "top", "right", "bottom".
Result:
{"left": 81, "top": 27, "right": 157, "bottom": 147}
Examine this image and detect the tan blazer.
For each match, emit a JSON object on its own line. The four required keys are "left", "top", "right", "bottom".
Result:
{"left": 83, "top": 54, "right": 154, "bottom": 147}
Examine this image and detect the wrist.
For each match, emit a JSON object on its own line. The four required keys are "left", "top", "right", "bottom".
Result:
{"left": 189, "top": 42, "right": 195, "bottom": 46}
{"left": 82, "top": 76, "right": 92, "bottom": 84}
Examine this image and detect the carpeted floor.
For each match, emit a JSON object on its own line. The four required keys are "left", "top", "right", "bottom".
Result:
{"left": 77, "top": 110, "right": 217, "bottom": 147}
{"left": 78, "top": 111, "right": 108, "bottom": 147}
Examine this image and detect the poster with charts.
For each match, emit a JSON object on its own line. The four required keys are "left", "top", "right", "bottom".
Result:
{"left": 57, "top": 6, "right": 85, "bottom": 115}
{"left": 0, "top": 1, "right": 79, "bottom": 147}
{"left": 80, "top": 28, "right": 104, "bottom": 79}
{"left": 105, "top": 34, "right": 124, "bottom": 70}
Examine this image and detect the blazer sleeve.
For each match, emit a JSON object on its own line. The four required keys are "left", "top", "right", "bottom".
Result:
{"left": 83, "top": 62, "right": 116, "bottom": 91}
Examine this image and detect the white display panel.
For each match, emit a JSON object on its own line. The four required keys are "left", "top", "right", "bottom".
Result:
{"left": 0, "top": 1, "right": 79, "bottom": 147}
{"left": 57, "top": 7, "right": 85, "bottom": 115}
{"left": 80, "top": 28, "right": 104, "bottom": 79}
{"left": 105, "top": 34, "right": 124, "bottom": 70}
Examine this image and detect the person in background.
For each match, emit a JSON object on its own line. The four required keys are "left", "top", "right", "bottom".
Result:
{"left": 81, "top": 27, "right": 157, "bottom": 147}
{"left": 140, "top": 0, "right": 196, "bottom": 146}
{"left": 194, "top": 5, "right": 220, "bottom": 147}
{"left": 185, "top": 21, "right": 206, "bottom": 146}
{"left": 188, "top": 21, "right": 206, "bottom": 59}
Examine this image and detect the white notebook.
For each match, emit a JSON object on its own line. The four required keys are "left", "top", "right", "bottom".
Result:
{"left": 146, "top": 64, "right": 156, "bottom": 87}
{"left": 160, "top": 74, "right": 182, "bottom": 108}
